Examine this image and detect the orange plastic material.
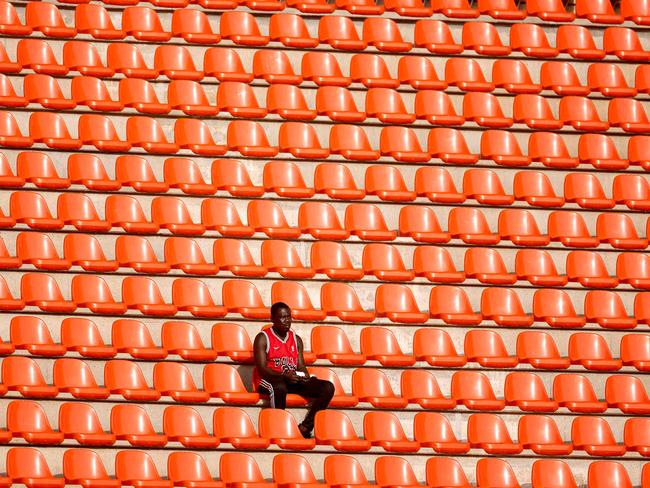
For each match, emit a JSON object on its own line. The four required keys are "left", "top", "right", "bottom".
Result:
{"left": 586, "top": 290, "right": 636, "bottom": 329}
{"left": 402, "top": 370, "right": 456, "bottom": 410}
{"left": 311, "top": 325, "right": 364, "bottom": 365}
{"left": 336, "top": 0, "right": 383, "bottom": 14}
{"left": 65, "top": 236, "right": 117, "bottom": 275}
{"left": 413, "top": 170, "right": 463, "bottom": 206}
{"left": 604, "top": 27, "right": 649, "bottom": 61}
{"left": 482, "top": 288, "right": 533, "bottom": 326}
{"left": 273, "top": 454, "right": 325, "bottom": 488}
{"left": 172, "top": 278, "right": 225, "bottom": 318}
{"left": 0, "top": 275, "right": 22, "bottom": 311}
{"left": 21, "top": 272, "right": 76, "bottom": 313}
{"left": 16, "top": 231, "right": 70, "bottom": 271}
{"left": 464, "top": 248, "right": 515, "bottom": 285}
{"left": 413, "top": 328, "right": 465, "bottom": 367}
{"left": 217, "top": 82, "right": 266, "bottom": 118}
{"left": 63, "top": 42, "right": 114, "bottom": 78}
{"left": 572, "top": 417, "right": 626, "bottom": 456}
{"left": 621, "top": 333, "right": 650, "bottom": 371}
{"left": 30, "top": 112, "right": 81, "bottom": 150}
{"left": 568, "top": 332, "right": 622, "bottom": 371}
{"left": 513, "top": 94, "right": 561, "bottom": 130}
{"left": 516, "top": 330, "right": 570, "bottom": 370}
{"left": 202, "top": 200, "right": 253, "bottom": 237}
{"left": 161, "top": 321, "right": 216, "bottom": 362}
{"left": 248, "top": 200, "right": 301, "bottom": 238}
{"left": 151, "top": 197, "right": 205, "bottom": 235}
{"left": 626, "top": 418, "right": 650, "bottom": 458}
{"left": 167, "top": 452, "right": 222, "bottom": 488}
{"left": 468, "top": 413, "right": 523, "bottom": 454}
{"left": 462, "top": 21, "right": 510, "bottom": 55}
{"left": 344, "top": 204, "right": 396, "bottom": 241}
{"left": 267, "top": 85, "right": 315, "bottom": 121}
{"left": 17, "top": 152, "right": 69, "bottom": 189}
{"left": 597, "top": 213, "right": 648, "bottom": 249}
{"left": 263, "top": 161, "right": 314, "bottom": 198}
{"left": 606, "top": 375, "right": 650, "bottom": 414}
{"left": 211, "top": 159, "right": 262, "bottom": 197}
{"left": 364, "top": 411, "right": 419, "bottom": 452}
{"left": 314, "top": 410, "right": 369, "bottom": 451}
{"left": 63, "top": 448, "right": 120, "bottom": 488}
{"left": 7, "top": 448, "right": 65, "bottom": 488}
{"left": 366, "top": 89, "right": 414, "bottom": 124}
{"left": 413, "top": 412, "right": 470, "bottom": 454}
{"left": 432, "top": 0, "right": 478, "bottom": 17}
{"left": 10, "top": 315, "right": 66, "bottom": 356}
{"left": 271, "top": 281, "right": 326, "bottom": 321}
{"left": 203, "top": 365, "right": 260, "bottom": 405}
{"left": 363, "top": 18, "right": 411, "bottom": 52}
{"left": 0, "top": 235, "right": 19, "bottom": 269}
{"left": 375, "top": 457, "right": 423, "bottom": 488}
{"left": 428, "top": 285, "right": 481, "bottom": 325}
{"left": 211, "top": 408, "right": 269, "bottom": 446}
{"left": 121, "top": 6, "right": 171, "bottom": 41}
{"left": 385, "top": 0, "right": 431, "bottom": 16}
{"left": 478, "top": 0, "right": 524, "bottom": 18}
{"left": 540, "top": 61, "right": 589, "bottom": 96}
{"left": 463, "top": 92, "right": 512, "bottom": 127}
{"left": 588, "top": 462, "right": 633, "bottom": 488}
{"left": 374, "top": 283, "right": 428, "bottom": 323}
{"left": 227, "top": 120, "right": 278, "bottom": 157}
{"left": 427, "top": 128, "right": 477, "bottom": 164}
{"left": 463, "top": 168, "right": 513, "bottom": 205}
{"left": 518, "top": 415, "right": 572, "bottom": 456}
{"left": 154, "top": 46, "right": 202, "bottom": 81}
{"left": 318, "top": 16, "right": 366, "bottom": 51}
{"left": 361, "top": 243, "right": 412, "bottom": 281}
{"left": 576, "top": 0, "right": 622, "bottom": 23}
{"left": 259, "top": 409, "right": 316, "bottom": 450}
{"left": 0, "top": 44, "right": 20, "bottom": 75}
{"left": 115, "top": 235, "right": 168, "bottom": 274}
{"left": 448, "top": 207, "right": 500, "bottom": 245}
{"left": 323, "top": 456, "right": 376, "bottom": 488}
{"left": 222, "top": 280, "right": 270, "bottom": 319}
{"left": 53, "top": 358, "right": 109, "bottom": 400}
{"left": 106, "top": 44, "right": 157, "bottom": 79}
{"left": 609, "top": 98, "right": 650, "bottom": 133}
{"left": 504, "top": 372, "right": 558, "bottom": 412}
{"left": 532, "top": 288, "right": 585, "bottom": 328}
{"left": 0, "top": 0, "right": 32, "bottom": 35}
{"left": 164, "top": 237, "right": 218, "bottom": 275}
{"left": 301, "top": 52, "right": 350, "bottom": 86}
{"left": 115, "top": 451, "right": 172, "bottom": 488}
{"left": 567, "top": 251, "right": 617, "bottom": 288}
{"left": 0, "top": 153, "right": 23, "bottom": 188}
{"left": 261, "top": 240, "right": 314, "bottom": 279}
{"left": 122, "top": 276, "right": 177, "bottom": 316}
{"left": 171, "top": 9, "right": 220, "bottom": 44}
{"left": 75, "top": 4, "right": 124, "bottom": 39}
{"left": 154, "top": 363, "right": 209, "bottom": 404}
{"left": 299, "top": 203, "right": 350, "bottom": 240}
{"left": 588, "top": 63, "right": 637, "bottom": 97}
{"left": 315, "top": 87, "right": 364, "bottom": 123}
{"left": 532, "top": 460, "right": 578, "bottom": 488}
{"left": 350, "top": 53, "right": 398, "bottom": 88}
{"left": 278, "top": 122, "right": 329, "bottom": 159}
{"left": 163, "top": 158, "right": 215, "bottom": 195}
{"left": 17, "top": 39, "right": 68, "bottom": 75}
{"left": 104, "top": 359, "right": 160, "bottom": 401}
{"left": 493, "top": 59, "right": 541, "bottom": 94}
{"left": 465, "top": 329, "right": 518, "bottom": 367}
{"left": 168, "top": 81, "right": 217, "bottom": 116}
{"left": 413, "top": 20, "right": 462, "bottom": 54}
{"left": 548, "top": 211, "right": 599, "bottom": 248}
{"left": 3, "top": 356, "right": 57, "bottom": 398}
{"left": 78, "top": 115, "right": 131, "bottom": 152}
{"left": 559, "top": 96, "right": 609, "bottom": 132}
{"left": 203, "top": 48, "right": 252, "bottom": 82}
{"left": 112, "top": 319, "right": 166, "bottom": 360}
{"left": 308, "top": 367, "right": 357, "bottom": 407}
{"left": 320, "top": 282, "right": 375, "bottom": 322}
{"left": 527, "top": 0, "right": 575, "bottom": 21}
{"left": 565, "top": 173, "right": 614, "bottom": 210}
{"left": 515, "top": 249, "right": 566, "bottom": 287}
{"left": 359, "top": 327, "right": 415, "bottom": 366}
{"left": 398, "top": 56, "right": 446, "bottom": 90}
{"left": 510, "top": 24, "right": 558, "bottom": 57}
{"left": 426, "top": 458, "right": 471, "bottom": 488}
{"left": 126, "top": 116, "right": 178, "bottom": 154}
{"left": 7, "top": 400, "right": 63, "bottom": 444}
{"left": 24, "top": 74, "right": 75, "bottom": 110}
{"left": 269, "top": 14, "right": 317, "bottom": 48}
{"left": 445, "top": 58, "right": 494, "bottom": 92}
{"left": 451, "top": 370, "right": 505, "bottom": 410}
{"left": 314, "top": 164, "right": 365, "bottom": 200}
{"left": 475, "top": 459, "right": 520, "bottom": 488}
{"left": 513, "top": 171, "right": 564, "bottom": 207}
{"left": 352, "top": 368, "right": 407, "bottom": 408}
{"left": 61, "top": 318, "right": 116, "bottom": 358}
{"left": 219, "top": 453, "right": 272, "bottom": 485}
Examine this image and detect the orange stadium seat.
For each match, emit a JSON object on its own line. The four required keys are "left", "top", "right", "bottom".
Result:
{"left": 588, "top": 63, "right": 637, "bottom": 97}
{"left": 3, "top": 355, "right": 57, "bottom": 398}
{"left": 572, "top": 417, "right": 626, "bottom": 456}
{"left": 123, "top": 276, "right": 176, "bottom": 316}
{"left": 0, "top": 275, "right": 21, "bottom": 310}
{"left": 463, "top": 168, "right": 513, "bottom": 205}
{"left": 576, "top": 0, "right": 623, "bottom": 23}
{"left": 0, "top": 153, "right": 23, "bottom": 187}
{"left": 203, "top": 364, "right": 260, "bottom": 405}
{"left": 320, "top": 282, "right": 374, "bottom": 322}
{"left": 63, "top": 42, "right": 114, "bottom": 78}
{"left": 540, "top": 61, "right": 589, "bottom": 96}
{"left": 272, "top": 281, "right": 326, "bottom": 321}
{"left": 53, "top": 358, "right": 109, "bottom": 400}
{"left": 167, "top": 451, "right": 221, "bottom": 488}
{"left": 518, "top": 415, "right": 572, "bottom": 456}
{"left": 171, "top": 9, "right": 220, "bottom": 44}
{"left": 72, "top": 275, "right": 126, "bottom": 315}
{"left": 298, "top": 203, "right": 349, "bottom": 241}
{"left": 60, "top": 317, "right": 116, "bottom": 359}
{"left": 10, "top": 315, "right": 65, "bottom": 356}
{"left": 323, "top": 456, "right": 376, "bottom": 488}
{"left": 476, "top": 459, "right": 520, "bottom": 488}
{"left": 516, "top": 330, "right": 570, "bottom": 369}
{"left": 267, "top": 85, "right": 314, "bottom": 120}
{"left": 464, "top": 248, "right": 515, "bottom": 285}
{"left": 161, "top": 321, "right": 217, "bottom": 362}
{"left": 364, "top": 411, "right": 419, "bottom": 453}
{"left": 618, "top": 252, "right": 650, "bottom": 288}
{"left": 569, "top": 332, "right": 622, "bottom": 370}
{"left": 21, "top": 272, "right": 76, "bottom": 313}
{"left": 604, "top": 27, "right": 649, "bottom": 60}
{"left": 445, "top": 58, "right": 493, "bottom": 92}
{"left": 513, "top": 94, "right": 561, "bottom": 130}
{"left": 352, "top": 368, "right": 406, "bottom": 408}
{"left": 155, "top": 46, "right": 203, "bottom": 81}
{"left": 269, "top": 13, "right": 317, "bottom": 48}
{"left": 363, "top": 18, "right": 411, "bottom": 52}
{"left": 432, "top": 0, "right": 478, "bottom": 17}
{"left": 261, "top": 240, "right": 314, "bottom": 279}
{"left": 481, "top": 288, "right": 533, "bottom": 326}
{"left": 397, "top": 56, "right": 445, "bottom": 90}
{"left": 16, "top": 231, "right": 70, "bottom": 271}
{"left": 301, "top": 52, "right": 349, "bottom": 86}
{"left": 273, "top": 454, "right": 325, "bottom": 488}
{"left": 360, "top": 327, "right": 415, "bottom": 366}
{"left": 401, "top": 369, "right": 455, "bottom": 410}
{"left": 413, "top": 20, "right": 462, "bottom": 54}
{"left": 413, "top": 168, "right": 464, "bottom": 204}
{"left": 532, "top": 460, "right": 578, "bottom": 488}
{"left": 585, "top": 290, "right": 636, "bottom": 329}
{"left": 222, "top": 280, "right": 269, "bottom": 318}
{"left": 279, "top": 122, "right": 329, "bottom": 159}
{"left": 164, "top": 237, "right": 218, "bottom": 275}
{"left": 337, "top": 0, "right": 382, "bottom": 14}
{"left": 213, "top": 239, "right": 264, "bottom": 277}
{"left": 479, "top": 0, "right": 524, "bottom": 19}
{"left": 0, "top": 45, "right": 19, "bottom": 75}
{"left": 625, "top": 418, "right": 650, "bottom": 457}
{"left": 318, "top": 16, "right": 365, "bottom": 51}
{"left": 362, "top": 243, "right": 413, "bottom": 281}
{"left": 7, "top": 400, "right": 62, "bottom": 445}
{"left": 504, "top": 372, "right": 557, "bottom": 412}
{"left": 151, "top": 197, "right": 205, "bottom": 235}
{"left": 112, "top": 319, "right": 167, "bottom": 360}
{"left": 589, "top": 462, "right": 633, "bottom": 488}
{"left": 560, "top": 96, "right": 609, "bottom": 131}
{"left": 17, "top": 39, "right": 68, "bottom": 75}
{"left": 106, "top": 44, "right": 157, "bottom": 79}
{"left": 120, "top": 78, "right": 170, "bottom": 115}
{"left": 0, "top": 235, "right": 18, "bottom": 269}
{"left": 426, "top": 458, "right": 471, "bottom": 488}
{"left": 481, "top": 130, "right": 531, "bottom": 167}
{"left": 621, "top": 333, "right": 650, "bottom": 371}
{"left": 315, "top": 410, "right": 370, "bottom": 451}
{"left": 172, "top": 278, "right": 225, "bottom": 317}
{"left": 78, "top": 114, "right": 131, "bottom": 152}
{"left": 75, "top": 4, "right": 125, "bottom": 40}
{"left": 554, "top": 374, "right": 606, "bottom": 413}
{"left": 211, "top": 323, "right": 253, "bottom": 363}
{"left": 350, "top": 53, "right": 398, "bottom": 88}
{"left": 451, "top": 370, "right": 505, "bottom": 410}
{"left": 429, "top": 285, "right": 480, "bottom": 325}
{"left": 115, "top": 450, "right": 172, "bottom": 488}
{"left": 227, "top": 120, "right": 278, "bottom": 157}
{"left": 259, "top": 409, "right": 316, "bottom": 450}
{"left": 154, "top": 362, "right": 209, "bottom": 403}
{"left": 217, "top": 81, "right": 266, "bottom": 118}
{"left": 606, "top": 375, "right": 650, "bottom": 414}
{"left": 515, "top": 249, "right": 567, "bottom": 286}
{"left": 375, "top": 457, "right": 423, "bottom": 488}
{"left": 121, "top": 6, "right": 171, "bottom": 41}
{"left": 24, "top": 74, "right": 75, "bottom": 110}
{"left": 448, "top": 208, "right": 499, "bottom": 245}
{"left": 613, "top": 174, "right": 650, "bottom": 210}
{"left": 203, "top": 48, "right": 252, "bottom": 83}
{"left": 413, "top": 412, "right": 468, "bottom": 453}
{"left": 412, "top": 328, "right": 465, "bottom": 367}
{"left": 163, "top": 158, "right": 215, "bottom": 195}
{"left": 533, "top": 288, "right": 585, "bottom": 328}
{"left": 263, "top": 161, "right": 314, "bottom": 198}
{"left": 547, "top": 211, "right": 599, "bottom": 248}
{"left": 566, "top": 251, "right": 617, "bottom": 288}
{"left": 0, "top": 0, "right": 31, "bottom": 35}
{"left": 211, "top": 159, "right": 263, "bottom": 197}
{"left": 510, "top": 23, "right": 557, "bottom": 57}
{"left": 468, "top": 413, "right": 522, "bottom": 454}
{"left": 7, "top": 448, "right": 64, "bottom": 488}
{"left": 105, "top": 360, "right": 161, "bottom": 401}
{"left": 492, "top": 59, "right": 540, "bottom": 94}
{"left": 219, "top": 453, "right": 271, "bottom": 486}
{"left": 464, "top": 329, "right": 517, "bottom": 367}
{"left": 29, "top": 112, "right": 80, "bottom": 150}
{"left": 105, "top": 195, "right": 158, "bottom": 234}
{"left": 527, "top": 132, "right": 577, "bottom": 169}
{"left": 375, "top": 283, "right": 427, "bottom": 323}
{"left": 116, "top": 235, "right": 169, "bottom": 274}
{"left": 399, "top": 207, "right": 450, "bottom": 244}
{"left": 597, "top": 213, "right": 647, "bottom": 249}
{"left": 462, "top": 21, "right": 510, "bottom": 55}
{"left": 63, "top": 449, "right": 120, "bottom": 488}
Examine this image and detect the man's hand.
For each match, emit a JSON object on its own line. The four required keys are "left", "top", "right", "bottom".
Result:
{"left": 283, "top": 370, "right": 302, "bottom": 383}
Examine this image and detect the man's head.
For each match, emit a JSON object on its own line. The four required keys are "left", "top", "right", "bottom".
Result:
{"left": 271, "top": 302, "right": 291, "bottom": 337}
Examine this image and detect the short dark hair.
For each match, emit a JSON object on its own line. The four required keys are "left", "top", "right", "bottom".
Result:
{"left": 271, "top": 301, "right": 290, "bottom": 317}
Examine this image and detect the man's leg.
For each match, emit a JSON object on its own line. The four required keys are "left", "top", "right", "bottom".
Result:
{"left": 288, "top": 377, "right": 335, "bottom": 432}
{"left": 257, "top": 376, "right": 289, "bottom": 409}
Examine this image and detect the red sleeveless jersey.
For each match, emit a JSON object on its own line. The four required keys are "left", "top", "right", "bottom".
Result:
{"left": 252, "top": 328, "right": 298, "bottom": 390}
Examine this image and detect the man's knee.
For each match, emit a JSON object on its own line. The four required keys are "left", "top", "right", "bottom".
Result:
{"left": 273, "top": 379, "right": 289, "bottom": 396}
{"left": 321, "top": 380, "right": 335, "bottom": 400}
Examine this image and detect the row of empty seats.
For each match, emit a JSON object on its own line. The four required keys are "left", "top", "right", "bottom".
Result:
{"left": 34, "top": 0, "right": 650, "bottom": 25}
{"left": 3, "top": 447, "right": 649, "bottom": 488}
{"left": 9, "top": 230, "right": 650, "bottom": 292}
{"left": 2, "top": 354, "right": 649, "bottom": 415}
{"left": 4, "top": 112, "right": 650, "bottom": 172}
{"left": 6, "top": 5, "right": 650, "bottom": 56}
{"left": 6, "top": 272, "right": 650, "bottom": 327}
{"left": 8, "top": 151, "right": 650, "bottom": 212}
{"left": 9, "top": 39, "right": 650, "bottom": 99}
{"left": 12, "top": 76, "right": 650, "bottom": 137}
{"left": 3, "top": 314, "right": 650, "bottom": 372}
{"left": 5, "top": 398, "right": 650, "bottom": 456}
